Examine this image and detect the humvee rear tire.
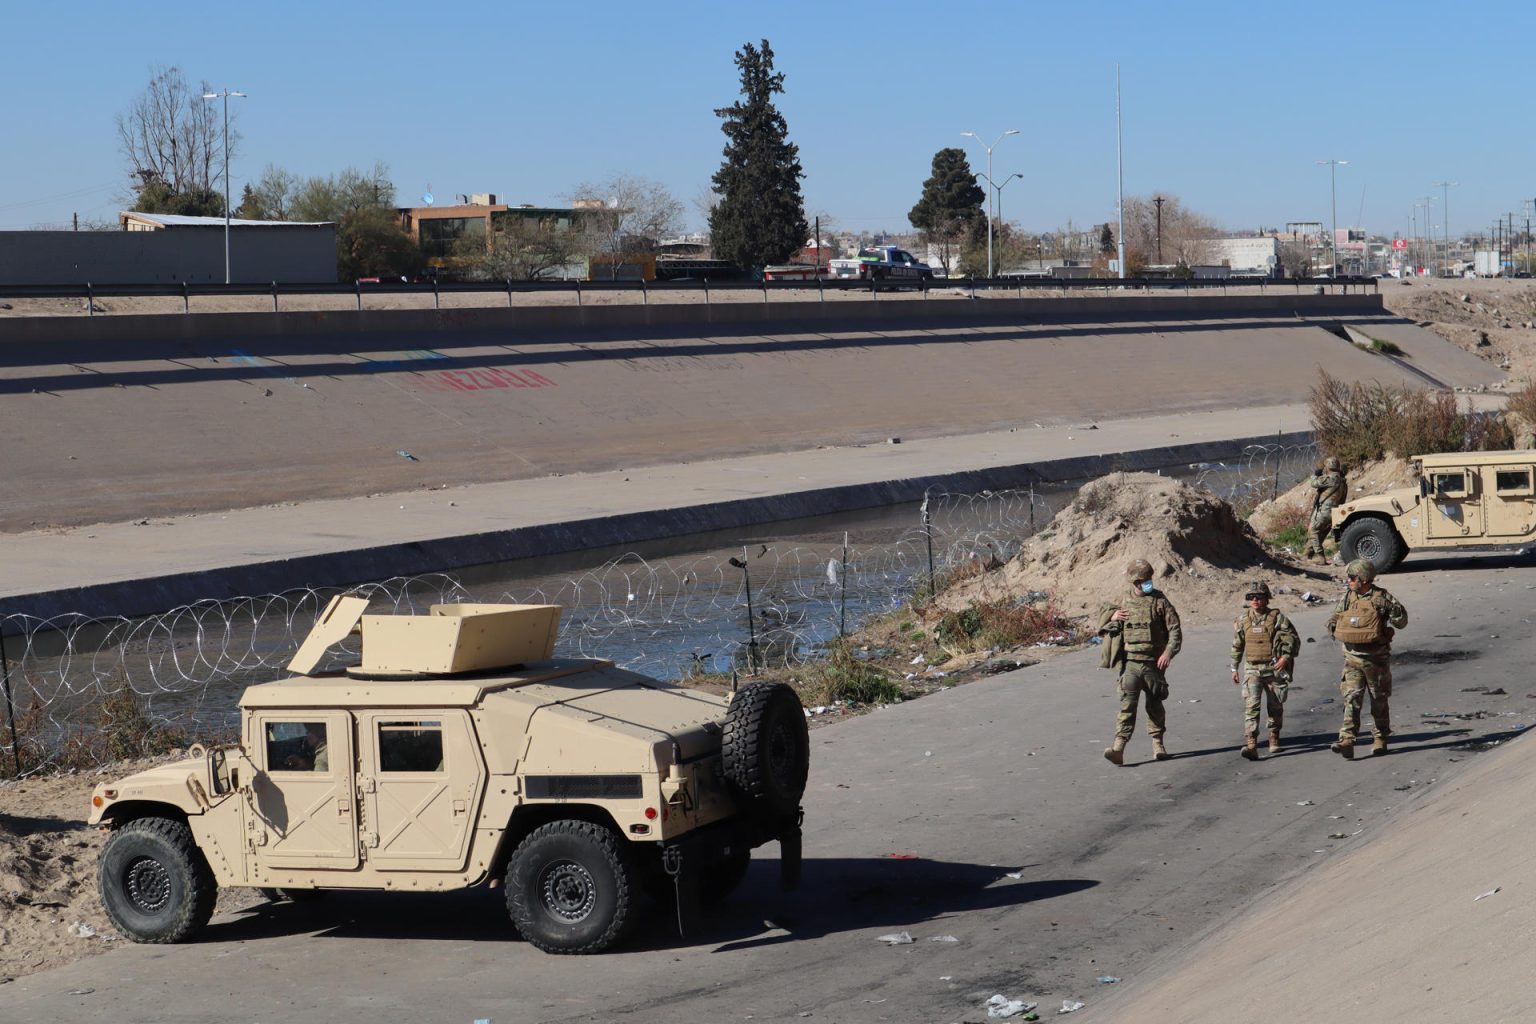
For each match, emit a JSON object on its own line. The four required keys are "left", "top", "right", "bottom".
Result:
{"left": 1338, "top": 518, "right": 1405, "bottom": 571}
{"left": 723, "top": 681, "right": 810, "bottom": 820}
{"left": 98, "top": 817, "right": 216, "bottom": 943}
{"left": 507, "top": 821, "right": 634, "bottom": 954}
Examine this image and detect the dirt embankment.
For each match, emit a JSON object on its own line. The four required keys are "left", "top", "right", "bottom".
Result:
{"left": 1379, "top": 277, "right": 1536, "bottom": 384}
{"left": 943, "top": 472, "right": 1330, "bottom": 625}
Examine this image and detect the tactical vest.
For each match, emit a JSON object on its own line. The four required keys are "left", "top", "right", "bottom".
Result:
{"left": 1334, "top": 593, "right": 1387, "bottom": 645}
{"left": 1122, "top": 594, "right": 1159, "bottom": 658}
{"left": 1243, "top": 610, "right": 1277, "bottom": 663}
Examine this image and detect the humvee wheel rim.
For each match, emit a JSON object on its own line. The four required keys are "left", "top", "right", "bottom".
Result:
{"left": 541, "top": 861, "right": 597, "bottom": 922}
{"left": 1356, "top": 534, "right": 1383, "bottom": 561}
{"left": 124, "top": 855, "right": 172, "bottom": 913}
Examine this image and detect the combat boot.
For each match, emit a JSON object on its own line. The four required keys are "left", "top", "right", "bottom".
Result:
{"left": 1372, "top": 736, "right": 1388, "bottom": 757}
{"left": 1152, "top": 735, "right": 1170, "bottom": 761}
{"left": 1241, "top": 733, "right": 1259, "bottom": 761}
{"left": 1268, "top": 729, "right": 1282, "bottom": 754}
{"left": 1103, "top": 736, "right": 1127, "bottom": 766}
{"left": 1331, "top": 738, "right": 1355, "bottom": 760}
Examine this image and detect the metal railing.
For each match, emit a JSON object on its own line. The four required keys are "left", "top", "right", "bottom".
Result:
{"left": 0, "top": 274, "right": 1379, "bottom": 315}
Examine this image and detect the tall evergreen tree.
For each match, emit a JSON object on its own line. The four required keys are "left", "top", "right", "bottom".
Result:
{"left": 709, "top": 39, "right": 808, "bottom": 269}
{"left": 908, "top": 148, "right": 985, "bottom": 273}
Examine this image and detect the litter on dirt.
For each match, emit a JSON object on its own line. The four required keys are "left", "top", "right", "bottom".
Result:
{"left": 1474, "top": 887, "right": 1502, "bottom": 902}
{"left": 1058, "top": 1000, "right": 1086, "bottom": 1014}
{"left": 876, "top": 931, "right": 914, "bottom": 945}
{"left": 986, "top": 995, "right": 1037, "bottom": 1019}
{"left": 1096, "top": 975, "right": 1120, "bottom": 984}
{"left": 928, "top": 935, "right": 960, "bottom": 943}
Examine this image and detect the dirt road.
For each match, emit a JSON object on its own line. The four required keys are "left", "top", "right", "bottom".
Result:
{"left": 5, "top": 552, "right": 1530, "bottom": 1022}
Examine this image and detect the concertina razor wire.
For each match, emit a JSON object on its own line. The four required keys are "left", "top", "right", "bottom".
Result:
{"left": 0, "top": 443, "right": 1317, "bottom": 774}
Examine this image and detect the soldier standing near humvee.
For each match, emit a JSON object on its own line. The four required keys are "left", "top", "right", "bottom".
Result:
{"left": 1304, "top": 456, "right": 1348, "bottom": 563}
{"left": 1098, "top": 559, "right": 1182, "bottom": 766}
{"left": 1229, "top": 580, "right": 1299, "bottom": 760}
{"left": 1327, "top": 558, "right": 1408, "bottom": 759}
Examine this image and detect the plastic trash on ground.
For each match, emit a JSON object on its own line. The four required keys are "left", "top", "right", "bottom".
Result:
{"left": 986, "top": 995, "right": 1038, "bottom": 1019}
{"left": 1058, "top": 1000, "right": 1085, "bottom": 1014}
{"left": 876, "top": 931, "right": 914, "bottom": 945}
{"left": 1096, "top": 975, "right": 1120, "bottom": 984}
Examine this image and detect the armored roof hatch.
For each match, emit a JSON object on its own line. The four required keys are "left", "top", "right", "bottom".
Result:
{"left": 288, "top": 594, "right": 562, "bottom": 678}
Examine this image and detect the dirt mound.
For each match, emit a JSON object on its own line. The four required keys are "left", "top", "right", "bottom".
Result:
{"left": 945, "top": 472, "right": 1321, "bottom": 625}
{"left": 1380, "top": 278, "right": 1536, "bottom": 383}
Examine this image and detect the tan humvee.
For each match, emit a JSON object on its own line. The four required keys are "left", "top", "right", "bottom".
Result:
{"left": 1331, "top": 450, "right": 1536, "bottom": 569}
{"left": 90, "top": 597, "right": 809, "bottom": 954}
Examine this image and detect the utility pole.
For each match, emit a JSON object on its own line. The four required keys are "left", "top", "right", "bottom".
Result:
{"left": 201, "top": 88, "right": 247, "bottom": 285}
{"left": 1116, "top": 65, "right": 1126, "bottom": 280}
{"left": 1153, "top": 195, "right": 1165, "bottom": 264}
{"left": 1318, "top": 159, "right": 1347, "bottom": 276}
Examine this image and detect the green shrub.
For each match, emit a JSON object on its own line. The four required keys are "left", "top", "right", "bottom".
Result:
{"left": 802, "top": 641, "right": 904, "bottom": 706}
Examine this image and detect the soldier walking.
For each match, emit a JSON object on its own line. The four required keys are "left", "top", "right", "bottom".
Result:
{"left": 1327, "top": 559, "right": 1408, "bottom": 759}
{"left": 1230, "top": 580, "right": 1299, "bottom": 760}
{"left": 1304, "top": 456, "right": 1348, "bottom": 564}
{"left": 1098, "top": 559, "right": 1182, "bottom": 766}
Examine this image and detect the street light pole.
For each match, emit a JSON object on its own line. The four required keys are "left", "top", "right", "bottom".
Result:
{"left": 962, "top": 129, "right": 1019, "bottom": 278}
{"left": 202, "top": 88, "right": 246, "bottom": 284}
{"left": 1431, "top": 181, "right": 1456, "bottom": 276}
{"left": 1317, "top": 159, "right": 1347, "bottom": 277}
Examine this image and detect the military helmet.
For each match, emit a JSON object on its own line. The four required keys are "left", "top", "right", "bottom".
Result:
{"left": 1323, "top": 456, "right": 1341, "bottom": 472}
{"left": 1126, "top": 558, "right": 1154, "bottom": 581}
{"left": 1245, "top": 580, "right": 1272, "bottom": 600}
{"left": 1345, "top": 558, "right": 1377, "bottom": 582}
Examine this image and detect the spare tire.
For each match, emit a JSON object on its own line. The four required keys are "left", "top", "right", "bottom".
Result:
{"left": 723, "top": 681, "right": 809, "bottom": 820}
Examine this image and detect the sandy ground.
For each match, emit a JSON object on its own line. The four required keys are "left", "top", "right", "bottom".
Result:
{"left": 0, "top": 760, "right": 263, "bottom": 984}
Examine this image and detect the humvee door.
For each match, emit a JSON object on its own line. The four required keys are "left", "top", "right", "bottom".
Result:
{"left": 248, "top": 711, "right": 360, "bottom": 870}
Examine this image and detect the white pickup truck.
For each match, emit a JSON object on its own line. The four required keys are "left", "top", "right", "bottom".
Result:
{"left": 828, "top": 245, "right": 934, "bottom": 281}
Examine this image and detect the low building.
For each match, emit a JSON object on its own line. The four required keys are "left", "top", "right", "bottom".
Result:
{"left": 1205, "top": 236, "right": 1280, "bottom": 277}
{"left": 0, "top": 213, "right": 337, "bottom": 284}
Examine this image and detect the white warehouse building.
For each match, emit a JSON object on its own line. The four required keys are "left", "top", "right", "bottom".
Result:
{"left": 1206, "top": 236, "right": 1280, "bottom": 277}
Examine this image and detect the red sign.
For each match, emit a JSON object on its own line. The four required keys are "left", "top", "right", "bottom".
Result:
{"left": 1391, "top": 238, "right": 1409, "bottom": 250}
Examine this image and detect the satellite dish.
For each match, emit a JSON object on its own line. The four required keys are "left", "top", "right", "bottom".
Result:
{"left": 422, "top": 192, "right": 434, "bottom": 206}
{"left": 607, "top": 196, "right": 619, "bottom": 209}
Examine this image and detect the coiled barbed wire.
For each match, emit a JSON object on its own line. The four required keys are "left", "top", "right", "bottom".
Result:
{"left": 0, "top": 444, "right": 1315, "bottom": 773}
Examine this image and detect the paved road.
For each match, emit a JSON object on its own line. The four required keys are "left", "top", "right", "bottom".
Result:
{"left": 6, "top": 554, "right": 1531, "bottom": 1023}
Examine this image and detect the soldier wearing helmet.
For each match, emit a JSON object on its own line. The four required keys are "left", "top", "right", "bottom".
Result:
{"left": 1326, "top": 558, "right": 1408, "bottom": 758}
{"left": 1230, "top": 579, "right": 1300, "bottom": 759}
{"left": 1304, "top": 456, "right": 1348, "bottom": 564}
{"left": 1097, "top": 558, "right": 1182, "bottom": 765}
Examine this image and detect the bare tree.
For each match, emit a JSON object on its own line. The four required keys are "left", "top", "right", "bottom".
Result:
{"left": 1120, "top": 193, "right": 1221, "bottom": 268}
{"left": 116, "top": 66, "right": 232, "bottom": 205}
{"left": 237, "top": 164, "right": 298, "bottom": 220}
{"left": 569, "top": 174, "right": 683, "bottom": 270}
{"left": 454, "top": 215, "right": 588, "bottom": 280}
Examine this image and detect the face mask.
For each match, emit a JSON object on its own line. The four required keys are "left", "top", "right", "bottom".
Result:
{"left": 1139, "top": 581, "right": 1154, "bottom": 594}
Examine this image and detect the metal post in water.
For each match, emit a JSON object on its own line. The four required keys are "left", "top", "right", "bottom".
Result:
{"left": 1, "top": 630, "right": 20, "bottom": 777}
{"left": 840, "top": 534, "right": 849, "bottom": 637}
{"left": 729, "top": 552, "right": 759, "bottom": 673}
{"left": 921, "top": 490, "right": 936, "bottom": 600}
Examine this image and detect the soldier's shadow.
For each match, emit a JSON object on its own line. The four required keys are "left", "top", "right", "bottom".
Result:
{"left": 1147, "top": 726, "right": 1479, "bottom": 762}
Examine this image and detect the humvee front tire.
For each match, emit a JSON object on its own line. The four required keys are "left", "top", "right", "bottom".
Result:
{"left": 1338, "top": 517, "right": 1406, "bottom": 570}
{"left": 98, "top": 817, "right": 216, "bottom": 943}
{"left": 724, "top": 681, "right": 810, "bottom": 821}
{"left": 507, "top": 821, "right": 634, "bottom": 954}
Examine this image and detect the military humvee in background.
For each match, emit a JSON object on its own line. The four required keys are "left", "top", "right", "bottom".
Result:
{"left": 1333, "top": 450, "right": 1536, "bottom": 569}
{"left": 91, "top": 597, "right": 809, "bottom": 953}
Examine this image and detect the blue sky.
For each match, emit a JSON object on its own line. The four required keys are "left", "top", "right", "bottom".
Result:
{"left": 4, "top": 1, "right": 1533, "bottom": 240}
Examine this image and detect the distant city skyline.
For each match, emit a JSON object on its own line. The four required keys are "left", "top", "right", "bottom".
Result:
{"left": 4, "top": 1, "right": 1534, "bottom": 241}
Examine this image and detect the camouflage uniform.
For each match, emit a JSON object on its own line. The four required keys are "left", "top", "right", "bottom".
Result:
{"left": 1230, "top": 596, "right": 1299, "bottom": 755}
{"left": 1098, "top": 563, "right": 1182, "bottom": 764}
{"left": 1327, "top": 561, "right": 1408, "bottom": 757}
{"left": 1305, "top": 458, "right": 1348, "bottom": 562}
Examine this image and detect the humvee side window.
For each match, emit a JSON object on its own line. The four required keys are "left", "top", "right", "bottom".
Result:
{"left": 379, "top": 721, "right": 445, "bottom": 773}
{"left": 1432, "top": 472, "right": 1467, "bottom": 497}
{"left": 267, "top": 721, "right": 329, "bottom": 773}
{"left": 1495, "top": 469, "right": 1533, "bottom": 495}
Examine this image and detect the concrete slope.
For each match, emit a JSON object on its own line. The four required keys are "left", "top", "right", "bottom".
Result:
{"left": 1086, "top": 712, "right": 1536, "bottom": 1021}
{"left": 1344, "top": 318, "right": 1506, "bottom": 388}
{"left": 0, "top": 297, "right": 1440, "bottom": 530}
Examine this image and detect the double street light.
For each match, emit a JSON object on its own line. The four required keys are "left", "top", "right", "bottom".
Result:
{"left": 962, "top": 129, "right": 1019, "bottom": 278}
{"left": 979, "top": 171, "right": 1024, "bottom": 268}
{"left": 202, "top": 88, "right": 246, "bottom": 285}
